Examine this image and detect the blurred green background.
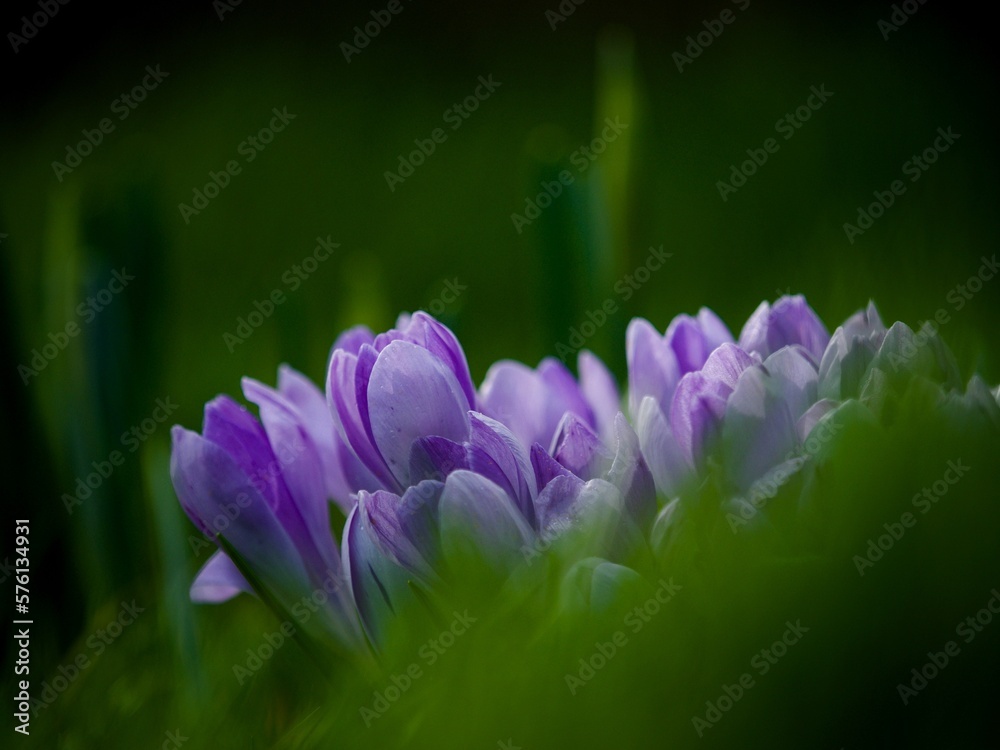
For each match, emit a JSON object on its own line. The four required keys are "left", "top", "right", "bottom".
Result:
{"left": 2, "top": 0, "right": 998, "bottom": 747}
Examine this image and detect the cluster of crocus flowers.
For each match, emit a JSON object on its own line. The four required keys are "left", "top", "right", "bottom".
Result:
{"left": 170, "top": 298, "right": 1000, "bottom": 653}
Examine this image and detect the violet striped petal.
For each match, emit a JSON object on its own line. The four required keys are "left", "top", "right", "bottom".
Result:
{"left": 367, "top": 340, "right": 471, "bottom": 488}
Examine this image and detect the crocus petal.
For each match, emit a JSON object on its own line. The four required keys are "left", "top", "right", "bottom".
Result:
{"left": 697, "top": 307, "right": 735, "bottom": 350}
{"left": 538, "top": 357, "right": 595, "bottom": 430}
{"left": 332, "top": 324, "right": 375, "bottom": 356}
{"left": 367, "top": 340, "right": 471, "bottom": 488}
{"left": 327, "top": 349, "right": 396, "bottom": 490}
{"left": 606, "top": 413, "right": 657, "bottom": 528}
{"left": 342, "top": 504, "right": 417, "bottom": 648}
{"left": 479, "top": 358, "right": 597, "bottom": 453}
{"left": 201, "top": 397, "right": 332, "bottom": 579}
{"left": 202, "top": 396, "right": 288, "bottom": 509}
{"left": 275, "top": 365, "right": 360, "bottom": 512}
{"left": 626, "top": 317, "right": 680, "bottom": 419}
{"left": 701, "top": 343, "right": 755, "bottom": 389}
{"left": 396, "top": 480, "right": 445, "bottom": 566}
{"left": 722, "top": 364, "right": 800, "bottom": 492}
{"left": 760, "top": 346, "right": 819, "bottom": 421}
{"left": 478, "top": 360, "right": 546, "bottom": 450}
{"left": 409, "top": 434, "right": 517, "bottom": 519}
{"left": 668, "top": 343, "right": 756, "bottom": 467}
{"left": 666, "top": 315, "right": 713, "bottom": 374}
{"left": 550, "top": 412, "right": 612, "bottom": 479}
{"left": 410, "top": 312, "right": 477, "bottom": 410}
{"left": 190, "top": 550, "right": 253, "bottom": 603}
{"left": 669, "top": 371, "right": 730, "bottom": 467}
{"left": 818, "top": 327, "right": 878, "bottom": 401}
{"left": 374, "top": 312, "right": 476, "bottom": 411}
{"left": 635, "top": 395, "right": 692, "bottom": 498}
{"left": 533, "top": 473, "right": 586, "bottom": 533}
{"left": 738, "top": 295, "right": 830, "bottom": 361}
{"left": 578, "top": 350, "right": 621, "bottom": 444}
{"left": 171, "top": 426, "right": 313, "bottom": 602}
{"left": 796, "top": 399, "right": 838, "bottom": 443}
{"left": 469, "top": 412, "right": 537, "bottom": 524}
{"left": 438, "top": 471, "right": 534, "bottom": 574}
{"left": 664, "top": 308, "right": 734, "bottom": 376}
{"left": 534, "top": 477, "right": 627, "bottom": 557}
{"left": 870, "top": 321, "right": 962, "bottom": 391}
{"left": 358, "top": 490, "right": 438, "bottom": 582}
{"left": 242, "top": 376, "right": 339, "bottom": 575}
{"left": 408, "top": 436, "right": 469, "bottom": 484}
{"left": 530, "top": 442, "right": 573, "bottom": 495}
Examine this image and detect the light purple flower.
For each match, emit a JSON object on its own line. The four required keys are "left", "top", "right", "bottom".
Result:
{"left": 738, "top": 294, "right": 830, "bottom": 362}
{"left": 627, "top": 308, "right": 742, "bottom": 496}
{"left": 326, "top": 312, "right": 476, "bottom": 493}
{"left": 478, "top": 351, "right": 620, "bottom": 449}
{"left": 171, "top": 368, "right": 361, "bottom": 648}
{"left": 326, "top": 319, "right": 648, "bottom": 643}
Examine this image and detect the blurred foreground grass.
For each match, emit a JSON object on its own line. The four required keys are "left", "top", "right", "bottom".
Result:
{"left": 20, "top": 386, "right": 1000, "bottom": 749}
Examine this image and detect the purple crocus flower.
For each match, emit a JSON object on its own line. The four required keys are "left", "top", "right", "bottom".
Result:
{"left": 170, "top": 366, "right": 362, "bottom": 648}
{"left": 627, "top": 307, "right": 742, "bottom": 497}
{"left": 326, "top": 311, "right": 477, "bottom": 493}
{"left": 478, "top": 351, "right": 621, "bottom": 448}
{"left": 326, "top": 313, "right": 652, "bottom": 644}
{"left": 636, "top": 296, "right": 988, "bottom": 551}
{"left": 738, "top": 294, "right": 830, "bottom": 362}
{"left": 628, "top": 296, "right": 837, "bottom": 497}
{"left": 720, "top": 343, "right": 832, "bottom": 492}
